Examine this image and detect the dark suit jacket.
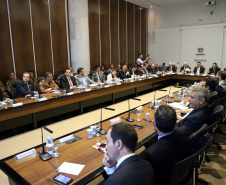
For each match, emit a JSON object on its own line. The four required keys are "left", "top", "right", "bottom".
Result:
{"left": 117, "top": 70, "right": 131, "bottom": 79}
{"left": 60, "top": 75, "right": 77, "bottom": 90}
{"left": 16, "top": 80, "right": 35, "bottom": 98}
{"left": 215, "top": 85, "right": 224, "bottom": 98}
{"left": 104, "top": 155, "right": 154, "bottom": 185}
{"left": 180, "top": 66, "right": 190, "bottom": 72}
{"left": 149, "top": 67, "right": 157, "bottom": 74}
{"left": 154, "top": 66, "right": 162, "bottom": 71}
{"left": 166, "top": 66, "right": 176, "bottom": 72}
{"left": 0, "top": 88, "right": 7, "bottom": 101}
{"left": 193, "top": 66, "right": 205, "bottom": 74}
{"left": 129, "top": 69, "right": 139, "bottom": 76}
{"left": 140, "top": 131, "right": 188, "bottom": 185}
{"left": 208, "top": 67, "right": 220, "bottom": 75}
{"left": 177, "top": 105, "right": 210, "bottom": 135}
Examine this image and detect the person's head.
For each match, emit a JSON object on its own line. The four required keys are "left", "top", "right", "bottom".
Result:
{"left": 132, "top": 65, "right": 137, "bottom": 71}
{"left": 65, "top": 68, "right": 72, "bottom": 77}
{"left": 23, "top": 72, "right": 30, "bottom": 83}
{"left": 144, "top": 63, "right": 148, "bottom": 68}
{"left": 95, "top": 65, "right": 101, "bottom": 73}
{"left": 110, "top": 64, "right": 114, "bottom": 69}
{"left": 69, "top": 66, "right": 73, "bottom": 73}
{"left": 118, "top": 64, "right": 121, "bottom": 69}
{"left": 101, "top": 65, "right": 105, "bottom": 71}
{"left": 151, "top": 64, "right": 155, "bottom": 69}
{"left": 45, "top": 72, "right": 53, "bottom": 82}
{"left": 188, "top": 87, "right": 209, "bottom": 109}
{"left": 154, "top": 105, "right": 176, "bottom": 134}
{"left": 197, "top": 62, "right": 201, "bottom": 67}
{"left": 203, "top": 78, "right": 217, "bottom": 92}
{"left": 183, "top": 62, "right": 187, "bottom": 67}
{"left": 156, "top": 63, "right": 160, "bottom": 67}
{"left": 124, "top": 62, "right": 128, "bottom": 66}
{"left": 106, "top": 123, "right": 138, "bottom": 161}
{"left": 111, "top": 69, "right": 117, "bottom": 76}
{"left": 28, "top": 70, "right": 34, "bottom": 78}
{"left": 9, "top": 72, "right": 15, "bottom": 80}
{"left": 213, "top": 63, "right": 217, "bottom": 68}
{"left": 217, "top": 71, "right": 226, "bottom": 82}
{"left": 138, "top": 53, "right": 143, "bottom": 58}
{"left": 77, "top": 67, "right": 85, "bottom": 76}
{"left": 169, "top": 62, "right": 172, "bottom": 67}
{"left": 224, "top": 68, "right": 226, "bottom": 74}
{"left": 122, "top": 65, "right": 127, "bottom": 72}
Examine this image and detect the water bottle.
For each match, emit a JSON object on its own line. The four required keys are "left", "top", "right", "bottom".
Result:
{"left": 46, "top": 136, "right": 54, "bottom": 154}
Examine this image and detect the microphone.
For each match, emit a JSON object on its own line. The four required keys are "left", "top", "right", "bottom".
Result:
{"left": 165, "top": 86, "right": 172, "bottom": 103}
{"left": 150, "top": 89, "right": 167, "bottom": 109}
{"left": 10, "top": 86, "right": 16, "bottom": 104}
{"left": 96, "top": 107, "right": 115, "bottom": 137}
{"left": 39, "top": 126, "right": 53, "bottom": 161}
{"left": 126, "top": 98, "right": 141, "bottom": 122}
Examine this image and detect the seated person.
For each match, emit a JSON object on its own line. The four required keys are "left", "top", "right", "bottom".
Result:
{"left": 217, "top": 71, "right": 226, "bottom": 90}
{"left": 224, "top": 68, "right": 226, "bottom": 74}
{"left": 108, "top": 64, "right": 115, "bottom": 73}
{"left": 6, "top": 72, "right": 17, "bottom": 94}
{"left": 136, "top": 53, "right": 148, "bottom": 66}
{"left": 143, "top": 63, "right": 150, "bottom": 75}
{"left": 69, "top": 66, "right": 74, "bottom": 76}
{"left": 117, "top": 64, "right": 121, "bottom": 72}
{"left": 28, "top": 70, "right": 38, "bottom": 83}
{"left": 16, "top": 72, "right": 35, "bottom": 98}
{"left": 0, "top": 88, "right": 10, "bottom": 101}
{"left": 100, "top": 65, "right": 105, "bottom": 73}
{"left": 149, "top": 64, "right": 157, "bottom": 74}
{"left": 203, "top": 78, "right": 224, "bottom": 96}
{"left": 91, "top": 65, "right": 104, "bottom": 83}
{"left": 154, "top": 63, "right": 162, "bottom": 72}
{"left": 193, "top": 62, "right": 205, "bottom": 74}
{"left": 102, "top": 122, "right": 154, "bottom": 185}
{"left": 166, "top": 62, "right": 176, "bottom": 73}
{"left": 208, "top": 63, "right": 220, "bottom": 75}
{"left": 0, "top": 81, "right": 7, "bottom": 95}
{"left": 138, "top": 65, "right": 146, "bottom": 76}
{"left": 117, "top": 65, "right": 131, "bottom": 79}
{"left": 75, "top": 67, "right": 95, "bottom": 86}
{"left": 140, "top": 105, "right": 188, "bottom": 185}
{"left": 107, "top": 69, "right": 117, "bottom": 81}
{"left": 129, "top": 65, "right": 139, "bottom": 76}
{"left": 176, "top": 87, "right": 210, "bottom": 135}
{"left": 59, "top": 68, "right": 77, "bottom": 90}
{"left": 39, "top": 72, "right": 59, "bottom": 93}
{"left": 180, "top": 62, "right": 190, "bottom": 73}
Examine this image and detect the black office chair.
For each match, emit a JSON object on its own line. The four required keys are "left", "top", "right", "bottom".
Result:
{"left": 55, "top": 74, "right": 64, "bottom": 88}
{"left": 53, "top": 74, "right": 59, "bottom": 81}
{"left": 208, "top": 91, "right": 219, "bottom": 111}
{"left": 170, "top": 133, "right": 212, "bottom": 185}
{"left": 38, "top": 77, "right": 45, "bottom": 82}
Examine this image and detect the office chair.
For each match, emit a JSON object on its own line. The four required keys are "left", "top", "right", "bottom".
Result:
{"left": 208, "top": 91, "right": 219, "bottom": 111}
{"left": 38, "top": 77, "right": 45, "bottom": 82}
{"left": 53, "top": 74, "right": 59, "bottom": 81}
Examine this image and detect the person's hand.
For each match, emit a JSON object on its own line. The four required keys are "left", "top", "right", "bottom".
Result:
{"left": 72, "top": 86, "right": 77, "bottom": 89}
{"left": 183, "top": 98, "right": 189, "bottom": 105}
{"left": 25, "top": 94, "right": 32, "bottom": 99}
{"left": 45, "top": 88, "right": 52, "bottom": 93}
{"left": 102, "top": 154, "right": 117, "bottom": 168}
{"left": 126, "top": 71, "right": 130, "bottom": 75}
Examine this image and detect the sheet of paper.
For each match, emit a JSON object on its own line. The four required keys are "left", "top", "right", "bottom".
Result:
{"left": 57, "top": 162, "right": 85, "bottom": 176}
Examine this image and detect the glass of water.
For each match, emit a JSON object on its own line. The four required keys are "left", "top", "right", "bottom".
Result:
{"left": 52, "top": 140, "right": 60, "bottom": 158}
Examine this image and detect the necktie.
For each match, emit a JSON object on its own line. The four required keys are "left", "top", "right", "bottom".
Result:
{"left": 27, "top": 83, "right": 30, "bottom": 92}
{"left": 69, "top": 78, "right": 73, "bottom": 87}
{"left": 213, "top": 68, "right": 215, "bottom": 74}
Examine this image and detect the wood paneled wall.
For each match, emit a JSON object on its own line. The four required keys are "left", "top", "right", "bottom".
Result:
{"left": 88, "top": 0, "right": 147, "bottom": 70}
{"left": 0, "top": 0, "right": 70, "bottom": 83}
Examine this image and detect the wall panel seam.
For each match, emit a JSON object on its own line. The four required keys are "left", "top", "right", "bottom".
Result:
{"left": 48, "top": 0, "right": 54, "bottom": 74}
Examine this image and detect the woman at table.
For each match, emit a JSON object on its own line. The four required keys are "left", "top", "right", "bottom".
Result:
{"left": 107, "top": 69, "right": 117, "bottom": 81}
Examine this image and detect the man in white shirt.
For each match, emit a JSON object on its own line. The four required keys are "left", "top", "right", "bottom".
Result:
{"left": 102, "top": 122, "right": 154, "bottom": 185}
{"left": 75, "top": 67, "right": 95, "bottom": 86}
{"left": 91, "top": 65, "right": 104, "bottom": 83}
{"left": 136, "top": 53, "right": 148, "bottom": 66}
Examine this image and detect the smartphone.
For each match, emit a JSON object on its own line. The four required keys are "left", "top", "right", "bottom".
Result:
{"left": 133, "top": 125, "right": 143, "bottom": 129}
{"left": 53, "top": 174, "right": 73, "bottom": 185}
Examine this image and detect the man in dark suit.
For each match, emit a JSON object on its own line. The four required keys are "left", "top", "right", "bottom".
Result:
{"left": 117, "top": 65, "right": 131, "bottom": 79}
{"left": 60, "top": 68, "right": 77, "bottom": 90}
{"left": 180, "top": 62, "right": 191, "bottom": 73}
{"left": 154, "top": 63, "right": 162, "bottom": 72}
{"left": 140, "top": 105, "right": 188, "bottom": 185}
{"left": 193, "top": 62, "right": 205, "bottom": 74}
{"left": 208, "top": 63, "right": 220, "bottom": 75}
{"left": 177, "top": 87, "right": 210, "bottom": 135}
{"left": 166, "top": 62, "right": 176, "bottom": 72}
{"left": 91, "top": 65, "right": 104, "bottom": 83}
{"left": 16, "top": 72, "right": 35, "bottom": 98}
{"left": 129, "top": 65, "right": 139, "bottom": 76}
{"left": 149, "top": 64, "right": 157, "bottom": 74}
{"left": 102, "top": 123, "right": 154, "bottom": 185}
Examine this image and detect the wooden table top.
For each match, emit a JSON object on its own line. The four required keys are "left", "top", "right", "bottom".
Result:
{"left": 1, "top": 85, "right": 191, "bottom": 185}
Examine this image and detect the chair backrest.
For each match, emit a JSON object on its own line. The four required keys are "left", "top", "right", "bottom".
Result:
{"left": 53, "top": 74, "right": 59, "bottom": 81}
{"left": 55, "top": 74, "right": 64, "bottom": 87}
{"left": 103, "top": 70, "right": 110, "bottom": 75}
{"left": 208, "top": 91, "right": 219, "bottom": 106}
{"left": 38, "top": 77, "right": 45, "bottom": 82}
{"left": 210, "top": 105, "right": 224, "bottom": 124}
{"left": 170, "top": 133, "right": 212, "bottom": 185}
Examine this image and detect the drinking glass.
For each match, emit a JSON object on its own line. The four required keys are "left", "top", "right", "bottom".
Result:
{"left": 136, "top": 111, "right": 142, "bottom": 121}
{"left": 52, "top": 140, "right": 60, "bottom": 158}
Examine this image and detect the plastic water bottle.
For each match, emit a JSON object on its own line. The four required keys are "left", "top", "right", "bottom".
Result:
{"left": 46, "top": 136, "right": 54, "bottom": 154}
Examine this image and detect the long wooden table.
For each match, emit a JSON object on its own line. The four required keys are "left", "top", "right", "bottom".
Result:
{"left": 0, "top": 85, "right": 196, "bottom": 185}
{"left": 0, "top": 74, "right": 206, "bottom": 132}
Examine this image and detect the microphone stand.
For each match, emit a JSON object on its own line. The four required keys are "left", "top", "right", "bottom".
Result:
{"left": 150, "top": 89, "right": 167, "bottom": 108}
{"left": 96, "top": 107, "right": 115, "bottom": 137}
{"left": 126, "top": 97, "right": 141, "bottom": 122}
{"left": 165, "top": 86, "right": 172, "bottom": 103}
{"left": 39, "top": 126, "right": 53, "bottom": 161}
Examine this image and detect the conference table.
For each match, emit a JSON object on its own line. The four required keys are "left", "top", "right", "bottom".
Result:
{"left": 0, "top": 73, "right": 206, "bottom": 132}
{"left": 0, "top": 76, "right": 204, "bottom": 185}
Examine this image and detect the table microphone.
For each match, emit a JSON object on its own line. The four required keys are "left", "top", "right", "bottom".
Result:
{"left": 10, "top": 86, "right": 16, "bottom": 104}
{"left": 165, "top": 86, "right": 172, "bottom": 103}
{"left": 39, "top": 126, "right": 53, "bottom": 161}
{"left": 126, "top": 98, "right": 141, "bottom": 122}
{"left": 150, "top": 89, "right": 167, "bottom": 109}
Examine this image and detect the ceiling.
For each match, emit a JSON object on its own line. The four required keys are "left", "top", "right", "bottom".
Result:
{"left": 126, "top": 0, "right": 198, "bottom": 8}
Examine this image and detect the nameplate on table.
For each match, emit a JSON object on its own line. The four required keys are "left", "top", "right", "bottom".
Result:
{"left": 12, "top": 102, "right": 23, "bottom": 107}
{"left": 109, "top": 117, "right": 121, "bottom": 123}
{"left": 130, "top": 80, "right": 134, "bottom": 83}
{"left": 116, "top": 83, "right": 121, "bottom": 85}
{"left": 105, "top": 85, "right": 110, "bottom": 88}
{"left": 38, "top": 97, "right": 47, "bottom": 102}
{"left": 139, "top": 79, "right": 142, "bottom": 81}
{"left": 148, "top": 76, "right": 152, "bottom": 79}
{"left": 15, "top": 148, "right": 36, "bottom": 160}
{"left": 136, "top": 106, "right": 143, "bottom": 110}
{"left": 85, "top": 89, "right": 91, "bottom": 92}
{"left": 58, "top": 135, "right": 75, "bottom": 143}
{"left": 67, "top": 92, "right": 74, "bottom": 95}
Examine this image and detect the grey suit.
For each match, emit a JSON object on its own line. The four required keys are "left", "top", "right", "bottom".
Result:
{"left": 91, "top": 72, "right": 104, "bottom": 83}
{"left": 75, "top": 74, "right": 95, "bottom": 86}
